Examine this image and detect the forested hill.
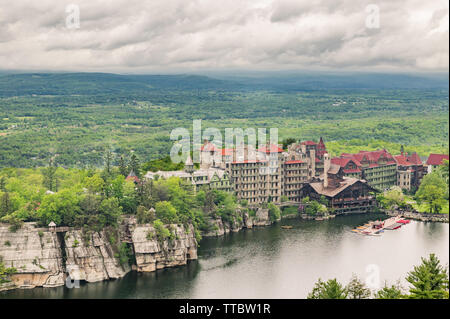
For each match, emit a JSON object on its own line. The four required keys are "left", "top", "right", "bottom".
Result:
{"left": 0, "top": 71, "right": 448, "bottom": 168}
{"left": 0, "top": 73, "right": 240, "bottom": 97}
{"left": 0, "top": 72, "right": 448, "bottom": 97}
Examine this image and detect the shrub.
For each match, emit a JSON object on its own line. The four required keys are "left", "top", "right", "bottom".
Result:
{"left": 268, "top": 203, "right": 281, "bottom": 222}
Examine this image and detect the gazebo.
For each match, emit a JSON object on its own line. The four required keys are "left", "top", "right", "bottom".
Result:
{"left": 48, "top": 221, "right": 56, "bottom": 232}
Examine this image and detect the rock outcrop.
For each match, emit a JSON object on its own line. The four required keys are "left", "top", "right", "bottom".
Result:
{"left": 64, "top": 229, "right": 130, "bottom": 283}
{"left": 0, "top": 219, "right": 199, "bottom": 291}
{"left": 201, "top": 207, "right": 275, "bottom": 237}
{"left": 0, "top": 222, "right": 64, "bottom": 289}
{"left": 252, "top": 208, "right": 272, "bottom": 226}
{"left": 130, "top": 223, "right": 197, "bottom": 272}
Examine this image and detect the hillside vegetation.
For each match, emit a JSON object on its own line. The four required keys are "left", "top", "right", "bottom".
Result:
{"left": 0, "top": 72, "right": 448, "bottom": 167}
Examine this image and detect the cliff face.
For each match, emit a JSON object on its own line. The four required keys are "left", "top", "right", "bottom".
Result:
{"left": 64, "top": 229, "right": 130, "bottom": 283}
{"left": 130, "top": 223, "right": 197, "bottom": 272}
{"left": 0, "top": 219, "right": 199, "bottom": 290}
{"left": 0, "top": 222, "right": 64, "bottom": 289}
{"left": 202, "top": 207, "right": 273, "bottom": 237}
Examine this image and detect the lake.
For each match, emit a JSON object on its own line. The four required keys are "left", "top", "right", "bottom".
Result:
{"left": 1, "top": 213, "right": 449, "bottom": 299}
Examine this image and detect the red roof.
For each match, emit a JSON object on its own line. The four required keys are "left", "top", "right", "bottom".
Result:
{"left": 333, "top": 149, "right": 395, "bottom": 170}
{"left": 332, "top": 157, "right": 362, "bottom": 168}
{"left": 258, "top": 144, "right": 284, "bottom": 154}
{"left": 426, "top": 154, "right": 449, "bottom": 166}
{"left": 301, "top": 140, "right": 317, "bottom": 145}
{"left": 126, "top": 171, "right": 140, "bottom": 183}
{"left": 394, "top": 152, "right": 422, "bottom": 166}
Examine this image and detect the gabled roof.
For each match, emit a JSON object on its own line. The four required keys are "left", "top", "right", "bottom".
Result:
{"left": 301, "top": 140, "right": 317, "bottom": 146}
{"left": 394, "top": 152, "right": 423, "bottom": 166}
{"left": 335, "top": 149, "right": 395, "bottom": 169}
{"left": 126, "top": 171, "right": 140, "bottom": 183}
{"left": 426, "top": 154, "right": 449, "bottom": 166}
{"left": 308, "top": 177, "right": 375, "bottom": 198}
{"left": 331, "top": 157, "right": 362, "bottom": 168}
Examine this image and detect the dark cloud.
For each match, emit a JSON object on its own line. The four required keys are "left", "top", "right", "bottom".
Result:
{"left": 0, "top": 0, "right": 447, "bottom": 72}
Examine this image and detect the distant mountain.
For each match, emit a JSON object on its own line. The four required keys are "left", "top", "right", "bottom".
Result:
{"left": 0, "top": 72, "right": 240, "bottom": 97}
{"left": 210, "top": 72, "right": 449, "bottom": 90}
{"left": 0, "top": 71, "right": 447, "bottom": 97}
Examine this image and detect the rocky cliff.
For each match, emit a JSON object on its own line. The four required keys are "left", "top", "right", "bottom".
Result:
{"left": 0, "top": 222, "right": 64, "bottom": 289}
{"left": 64, "top": 229, "right": 130, "bottom": 283}
{"left": 202, "top": 207, "right": 274, "bottom": 237}
{"left": 130, "top": 223, "right": 197, "bottom": 272}
{"left": 0, "top": 219, "right": 199, "bottom": 291}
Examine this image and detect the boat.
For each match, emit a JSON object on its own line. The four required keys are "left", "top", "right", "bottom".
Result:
{"left": 281, "top": 225, "right": 293, "bottom": 229}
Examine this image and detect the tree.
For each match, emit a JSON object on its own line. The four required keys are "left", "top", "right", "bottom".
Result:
{"left": 128, "top": 154, "right": 141, "bottom": 178}
{"left": 83, "top": 174, "right": 105, "bottom": 195}
{"left": 118, "top": 156, "right": 128, "bottom": 177}
{"left": 0, "top": 192, "right": 12, "bottom": 217}
{"left": 136, "top": 205, "right": 155, "bottom": 224}
{"left": 307, "top": 278, "right": 348, "bottom": 299}
{"left": 268, "top": 202, "right": 281, "bottom": 222}
{"left": 281, "top": 137, "right": 296, "bottom": 150}
{"left": 37, "top": 189, "right": 80, "bottom": 226}
{"left": 0, "top": 176, "right": 6, "bottom": 192}
{"left": 375, "top": 281, "right": 405, "bottom": 299}
{"left": 406, "top": 253, "right": 449, "bottom": 299}
{"left": 42, "top": 158, "right": 58, "bottom": 192}
{"left": 98, "top": 197, "right": 122, "bottom": 227}
{"left": 346, "top": 274, "right": 371, "bottom": 299}
{"left": 379, "top": 186, "right": 406, "bottom": 210}
{"left": 155, "top": 201, "right": 179, "bottom": 224}
{"left": 104, "top": 149, "right": 113, "bottom": 176}
{"left": 0, "top": 259, "right": 17, "bottom": 284}
{"left": 415, "top": 173, "right": 447, "bottom": 213}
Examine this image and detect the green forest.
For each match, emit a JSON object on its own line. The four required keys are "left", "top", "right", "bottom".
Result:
{"left": 0, "top": 73, "right": 448, "bottom": 168}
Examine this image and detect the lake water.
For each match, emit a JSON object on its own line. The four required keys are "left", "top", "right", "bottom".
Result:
{"left": 2, "top": 213, "right": 449, "bottom": 299}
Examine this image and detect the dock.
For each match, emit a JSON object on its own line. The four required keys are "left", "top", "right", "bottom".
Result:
{"left": 351, "top": 216, "right": 410, "bottom": 236}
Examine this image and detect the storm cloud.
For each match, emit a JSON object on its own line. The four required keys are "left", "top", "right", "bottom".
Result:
{"left": 0, "top": 0, "right": 448, "bottom": 72}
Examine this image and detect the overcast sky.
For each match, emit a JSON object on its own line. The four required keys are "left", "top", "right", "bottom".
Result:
{"left": 0, "top": 0, "right": 448, "bottom": 73}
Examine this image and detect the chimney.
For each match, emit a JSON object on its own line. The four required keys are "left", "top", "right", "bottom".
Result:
{"left": 323, "top": 153, "right": 330, "bottom": 188}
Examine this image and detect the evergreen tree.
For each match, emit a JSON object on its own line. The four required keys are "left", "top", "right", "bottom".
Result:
{"left": 42, "top": 158, "right": 58, "bottom": 192}
{"left": 307, "top": 278, "right": 348, "bottom": 299}
{"left": 119, "top": 156, "right": 128, "bottom": 177}
{"left": 346, "top": 274, "right": 371, "bottom": 299}
{"left": 0, "top": 176, "right": 6, "bottom": 192}
{"left": 0, "top": 192, "right": 12, "bottom": 217}
{"left": 375, "top": 281, "right": 405, "bottom": 299}
{"left": 406, "top": 253, "right": 449, "bottom": 299}
{"left": 104, "top": 149, "right": 113, "bottom": 176}
{"left": 128, "top": 154, "right": 141, "bottom": 177}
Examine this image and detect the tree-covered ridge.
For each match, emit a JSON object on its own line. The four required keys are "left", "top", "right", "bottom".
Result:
{"left": 0, "top": 158, "right": 241, "bottom": 243}
{"left": 0, "top": 73, "right": 448, "bottom": 167}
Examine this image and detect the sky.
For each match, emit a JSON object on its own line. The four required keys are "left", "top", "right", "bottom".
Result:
{"left": 0, "top": 0, "right": 448, "bottom": 73}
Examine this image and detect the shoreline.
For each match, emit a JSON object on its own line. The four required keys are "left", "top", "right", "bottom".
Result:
{"left": 1, "top": 209, "right": 447, "bottom": 293}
